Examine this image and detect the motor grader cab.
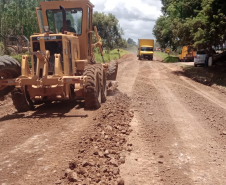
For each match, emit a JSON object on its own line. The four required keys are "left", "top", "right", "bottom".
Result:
{"left": 0, "top": 0, "right": 118, "bottom": 112}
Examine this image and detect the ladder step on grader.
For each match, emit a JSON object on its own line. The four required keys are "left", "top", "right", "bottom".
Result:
{"left": 0, "top": 0, "right": 118, "bottom": 112}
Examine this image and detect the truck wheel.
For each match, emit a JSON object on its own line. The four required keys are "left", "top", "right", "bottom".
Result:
{"left": 138, "top": 56, "right": 141, "bottom": 60}
{"left": 84, "top": 65, "right": 101, "bottom": 109}
{"left": 11, "top": 88, "right": 34, "bottom": 112}
{"left": 95, "top": 64, "right": 107, "bottom": 103}
{"left": 107, "top": 60, "right": 118, "bottom": 81}
{"left": 0, "top": 55, "right": 21, "bottom": 98}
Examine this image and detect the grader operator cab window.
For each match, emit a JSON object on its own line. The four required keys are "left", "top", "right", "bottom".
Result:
{"left": 141, "top": 47, "right": 153, "bottom": 51}
{"left": 46, "top": 8, "right": 83, "bottom": 35}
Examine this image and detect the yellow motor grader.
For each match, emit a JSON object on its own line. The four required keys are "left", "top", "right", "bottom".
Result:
{"left": 0, "top": 0, "right": 118, "bottom": 112}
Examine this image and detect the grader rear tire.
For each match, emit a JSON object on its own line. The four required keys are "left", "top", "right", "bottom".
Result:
{"left": 95, "top": 64, "right": 107, "bottom": 103}
{"left": 84, "top": 65, "right": 101, "bottom": 109}
{"left": 107, "top": 60, "right": 118, "bottom": 81}
{"left": 101, "top": 71, "right": 107, "bottom": 103}
{"left": 11, "top": 88, "right": 34, "bottom": 112}
{"left": 0, "top": 56, "right": 21, "bottom": 98}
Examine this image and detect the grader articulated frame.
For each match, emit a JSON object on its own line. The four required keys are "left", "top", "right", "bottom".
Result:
{"left": 0, "top": 0, "right": 118, "bottom": 112}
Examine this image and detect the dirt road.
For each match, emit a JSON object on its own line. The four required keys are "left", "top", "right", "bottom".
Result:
{"left": 1, "top": 54, "right": 226, "bottom": 184}
{"left": 118, "top": 55, "right": 226, "bottom": 185}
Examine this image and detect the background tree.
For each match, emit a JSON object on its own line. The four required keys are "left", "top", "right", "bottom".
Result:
{"left": 153, "top": 16, "right": 176, "bottom": 50}
{"left": 154, "top": 0, "right": 226, "bottom": 54}
{"left": 127, "top": 38, "right": 136, "bottom": 45}
{"left": 0, "top": 0, "right": 42, "bottom": 38}
{"left": 187, "top": 0, "right": 226, "bottom": 52}
{"left": 0, "top": 0, "right": 127, "bottom": 52}
{"left": 153, "top": 0, "right": 203, "bottom": 50}
{"left": 93, "top": 12, "right": 126, "bottom": 50}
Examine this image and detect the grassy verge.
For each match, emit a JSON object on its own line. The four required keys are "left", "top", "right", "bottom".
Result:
{"left": 11, "top": 54, "right": 23, "bottom": 63}
{"left": 95, "top": 49, "right": 129, "bottom": 63}
{"left": 154, "top": 51, "right": 179, "bottom": 63}
{"left": 11, "top": 54, "right": 32, "bottom": 67}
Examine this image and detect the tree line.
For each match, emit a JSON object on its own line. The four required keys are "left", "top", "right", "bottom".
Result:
{"left": 0, "top": 0, "right": 127, "bottom": 51}
{"left": 153, "top": 0, "right": 226, "bottom": 53}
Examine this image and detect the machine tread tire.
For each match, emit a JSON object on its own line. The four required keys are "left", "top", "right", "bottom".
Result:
{"left": 11, "top": 88, "right": 34, "bottom": 112}
{"left": 95, "top": 64, "right": 107, "bottom": 103}
{"left": 84, "top": 65, "right": 101, "bottom": 109}
{"left": 0, "top": 55, "right": 21, "bottom": 98}
{"left": 107, "top": 60, "right": 118, "bottom": 81}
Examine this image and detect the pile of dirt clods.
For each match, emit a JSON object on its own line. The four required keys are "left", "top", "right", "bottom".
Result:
{"left": 58, "top": 93, "right": 134, "bottom": 185}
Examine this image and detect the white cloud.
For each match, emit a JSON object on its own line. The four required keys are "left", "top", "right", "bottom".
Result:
{"left": 90, "top": 0, "right": 162, "bottom": 42}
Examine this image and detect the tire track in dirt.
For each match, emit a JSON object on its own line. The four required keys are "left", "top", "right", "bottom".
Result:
{"left": 162, "top": 63, "right": 226, "bottom": 111}
{"left": 0, "top": 101, "right": 91, "bottom": 185}
{"left": 120, "top": 59, "right": 192, "bottom": 184}
{"left": 149, "top": 60, "right": 226, "bottom": 184}
{"left": 117, "top": 54, "right": 140, "bottom": 96}
{"left": 150, "top": 74, "right": 226, "bottom": 184}
{"left": 119, "top": 56, "right": 226, "bottom": 184}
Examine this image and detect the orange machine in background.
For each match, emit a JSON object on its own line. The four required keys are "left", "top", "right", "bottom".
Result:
{"left": 179, "top": 46, "right": 197, "bottom": 62}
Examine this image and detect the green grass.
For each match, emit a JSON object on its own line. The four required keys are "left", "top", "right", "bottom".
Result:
{"left": 95, "top": 49, "right": 129, "bottom": 63}
{"left": 154, "top": 51, "right": 179, "bottom": 63}
{"left": 11, "top": 54, "right": 23, "bottom": 63}
{"left": 11, "top": 54, "right": 32, "bottom": 67}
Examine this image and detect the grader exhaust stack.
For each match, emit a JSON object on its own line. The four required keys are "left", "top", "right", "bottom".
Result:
{"left": 0, "top": 0, "right": 118, "bottom": 112}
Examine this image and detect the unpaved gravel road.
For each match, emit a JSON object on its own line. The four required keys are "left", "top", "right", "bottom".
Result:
{"left": 1, "top": 54, "right": 226, "bottom": 184}
{"left": 119, "top": 55, "right": 226, "bottom": 185}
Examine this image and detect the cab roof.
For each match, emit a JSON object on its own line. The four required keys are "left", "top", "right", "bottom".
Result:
{"left": 39, "top": 0, "right": 94, "bottom": 9}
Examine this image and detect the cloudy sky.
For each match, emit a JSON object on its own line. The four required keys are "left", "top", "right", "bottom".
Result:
{"left": 90, "top": 0, "right": 162, "bottom": 43}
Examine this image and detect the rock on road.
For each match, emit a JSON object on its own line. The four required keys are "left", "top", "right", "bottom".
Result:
{"left": 1, "top": 54, "right": 226, "bottom": 184}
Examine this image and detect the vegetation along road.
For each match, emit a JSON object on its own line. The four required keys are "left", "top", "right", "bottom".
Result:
{"left": 1, "top": 54, "right": 226, "bottom": 184}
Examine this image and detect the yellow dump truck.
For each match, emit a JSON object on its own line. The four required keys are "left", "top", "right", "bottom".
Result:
{"left": 137, "top": 39, "right": 154, "bottom": 60}
{"left": 179, "top": 46, "right": 197, "bottom": 62}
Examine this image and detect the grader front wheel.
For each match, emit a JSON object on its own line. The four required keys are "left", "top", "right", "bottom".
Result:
{"left": 84, "top": 65, "right": 101, "bottom": 109}
{"left": 101, "top": 70, "right": 107, "bottom": 103}
{"left": 11, "top": 88, "right": 34, "bottom": 112}
{"left": 95, "top": 64, "right": 107, "bottom": 103}
{"left": 107, "top": 60, "right": 118, "bottom": 81}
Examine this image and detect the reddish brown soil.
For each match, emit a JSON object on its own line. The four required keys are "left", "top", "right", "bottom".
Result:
{"left": 119, "top": 54, "right": 226, "bottom": 184}
{"left": 1, "top": 54, "right": 226, "bottom": 184}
